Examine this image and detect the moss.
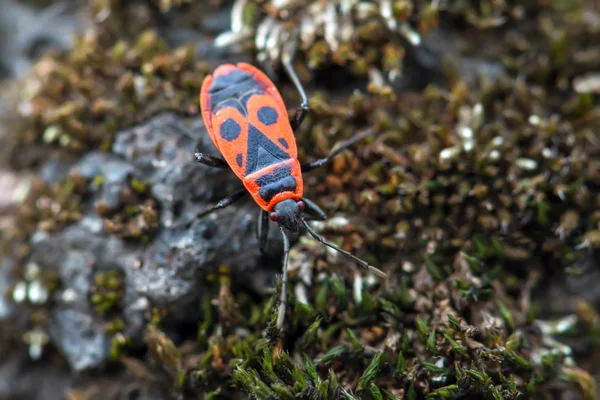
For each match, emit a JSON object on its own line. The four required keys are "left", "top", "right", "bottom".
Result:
{"left": 90, "top": 270, "right": 125, "bottom": 314}
{"left": 12, "top": 28, "right": 209, "bottom": 159}
{"left": 2, "top": 0, "right": 600, "bottom": 399}
{"left": 101, "top": 177, "right": 159, "bottom": 242}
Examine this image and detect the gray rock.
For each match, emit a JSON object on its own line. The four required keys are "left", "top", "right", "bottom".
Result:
{"left": 28, "top": 219, "right": 143, "bottom": 371}
{"left": 112, "top": 113, "right": 283, "bottom": 306}
{"left": 75, "top": 152, "right": 135, "bottom": 210}
{"left": 48, "top": 309, "right": 109, "bottom": 371}
{"left": 17, "top": 112, "right": 284, "bottom": 371}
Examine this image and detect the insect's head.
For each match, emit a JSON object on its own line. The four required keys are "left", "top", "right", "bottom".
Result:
{"left": 271, "top": 196, "right": 387, "bottom": 323}
{"left": 270, "top": 199, "right": 305, "bottom": 234}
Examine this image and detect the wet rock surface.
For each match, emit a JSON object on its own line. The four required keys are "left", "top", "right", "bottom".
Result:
{"left": 12, "top": 112, "right": 284, "bottom": 373}
{"left": 111, "top": 113, "right": 283, "bottom": 303}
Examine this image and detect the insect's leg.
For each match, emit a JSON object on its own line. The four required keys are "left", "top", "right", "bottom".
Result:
{"left": 167, "top": 188, "right": 247, "bottom": 231}
{"left": 276, "top": 229, "right": 291, "bottom": 329}
{"left": 301, "top": 197, "right": 327, "bottom": 220}
{"left": 282, "top": 28, "right": 310, "bottom": 131}
{"left": 257, "top": 210, "right": 270, "bottom": 253}
{"left": 195, "top": 188, "right": 247, "bottom": 219}
{"left": 301, "top": 128, "right": 373, "bottom": 172}
{"left": 194, "top": 152, "right": 229, "bottom": 168}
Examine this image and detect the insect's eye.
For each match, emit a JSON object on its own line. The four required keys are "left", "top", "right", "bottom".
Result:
{"left": 297, "top": 200, "right": 305, "bottom": 211}
{"left": 269, "top": 212, "right": 278, "bottom": 222}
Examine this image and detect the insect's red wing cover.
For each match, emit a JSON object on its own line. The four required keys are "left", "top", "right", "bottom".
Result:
{"left": 200, "top": 63, "right": 298, "bottom": 182}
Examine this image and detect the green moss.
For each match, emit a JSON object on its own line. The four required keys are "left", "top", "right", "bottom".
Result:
{"left": 2, "top": 0, "right": 600, "bottom": 398}
{"left": 90, "top": 270, "right": 125, "bottom": 314}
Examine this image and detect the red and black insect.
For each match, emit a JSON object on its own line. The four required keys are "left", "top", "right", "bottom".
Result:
{"left": 193, "top": 39, "right": 386, "bottom": 328}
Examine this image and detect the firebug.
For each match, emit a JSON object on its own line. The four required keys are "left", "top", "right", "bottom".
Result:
{"left": 194, "top": 36, "right": 387, "bottom": 328}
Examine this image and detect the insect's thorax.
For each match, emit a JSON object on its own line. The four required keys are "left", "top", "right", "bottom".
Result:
{"left": 243, "top": 159, "right": 303, "bottom": 211}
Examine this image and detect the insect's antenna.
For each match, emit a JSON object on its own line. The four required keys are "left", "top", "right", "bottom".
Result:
{"left": 277, "top": 228, "right": 291, "bottom": 329}
{"left": 301, "top": 218, "right": 387, "bottom": 279}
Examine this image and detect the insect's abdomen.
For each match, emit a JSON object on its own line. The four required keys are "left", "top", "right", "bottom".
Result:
{"left": 244, "top": 159, "right": 303, "bottom": 211}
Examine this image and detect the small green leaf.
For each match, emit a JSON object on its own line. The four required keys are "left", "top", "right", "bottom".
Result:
{"left": 291, "top": 365, "right": 307, "bottom": 392}
{"left": 490, "top": 236, "right": 504, "bottom": 258}
{"left": 461, "top": 252, "right": 483, "bottom": 271}
{"left": 330, "top": 274, "right": 347, "bottom": 304}
{"left": 315, "top": 344, "right": 348, "bottom": 365}
{"left": 536, "top": 199, "right": 551, "bottom": 226}
{"left": 500, "top": 347, "right": 532, "bottom": 370}
{"left": 358, "top": 289, "right": 375, "bottom": 314}
{"left": 369, "top": 383, "right": 383, "bottom": 400}
{"left": 416, "top": 317, "right": 429, "bottom": 341}
{"left": 379, "top": 298, "right": 404, "bottom": 319}
{"left": 442, "top": 329, "right": 468, "bottom": 356}
{"left": 315, "top": 280, "right": 329, "bottom": 314}
{"left": 488, "top": 384, "right": 503, "bottom": 400}
{"left": 426, "top": 329, "right": 437, "bottom": 352}
{"left": 347, "top": 328, "right": 363, "bottom": 353}
{"left": 202, "top": 387, "right": 221, "bottom": 400}
{"left": 263, "top": 349, "right": 277, "bottom": 379}
{"left": 400, "top": 329, "right": 410, "bottom": 353}
{"left": 426, "top": 384, "right": 459, "bottom": 398}
{"left": 425, "top": 257, "right": 443, "bottom": 280}
{"left": 298, "top": 317, "right": 322, "bottom": 351}
{"left": 328, "top": 368, "right": 340, "bottom": 398}
{"left": 495, "top": 298, "right": 515, "bottom": 330}
{"left": 342, "top": 389, "right": 360, "bottom": 400}
{"left": 303, "top": 353, "right": 319, "bottom": 385}
{"left": 395, "top": 351, "right": 407, "bottom": 376}
{"left": 406, "top": 382, "right": 417, "bottom": 400}
{"left": 271, "top": 382, "right": 295, "bottom": 399}
{"left": 356, "top": 352, "right": 385, "bottom": 394}
{"left": 447, "top": 314, "right": 462, "bottom": 332}
{"left": 422, "top": 361, "right": 446, "bottom": 374}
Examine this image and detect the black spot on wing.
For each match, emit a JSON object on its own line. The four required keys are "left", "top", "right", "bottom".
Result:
{"left": 209, "top": 69, "right": 265, "bottom": 115}
{"left": 220, "top": 119, "right": 241, "bottom": 142}
{"left": 236, "top": 153, "right": 243, "bottom": 167}
{"left": 245, "top": 124, "right": 291, "bottom": 175}
{"left": 257, "top": 106, "right": 278, "bottom": 126}
{"left": 278, "top": 138, "right": 289, "bottom": 149}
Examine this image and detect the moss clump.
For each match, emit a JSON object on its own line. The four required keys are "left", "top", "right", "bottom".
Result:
{"left": 1, "top": 0, "right": 600, "bottom": 399}
{"left": 97, "top": 177, "right": 160, "bottom": 242}
{"left": 90, "top": 269, "right": 125, "bottom": 314}
{"left": 1, "top": 171, "right": 88, "bottom": 273}
{"left": 213, "top": 0, "right": 535, "bottom": 87}
{"left": 12, "top": 28, "right": 209, "bottom": 158}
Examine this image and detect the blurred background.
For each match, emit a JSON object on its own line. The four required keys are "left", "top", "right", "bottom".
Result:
{"left": 0, "top": 1, "right": 599, "bottom": 399}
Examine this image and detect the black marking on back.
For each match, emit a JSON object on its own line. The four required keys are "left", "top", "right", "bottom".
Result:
{"left": 257, "top": 106, "right": 278, "bottom": 126}
{"left": 245, "top": 124, "right": 290, "bottom": 175}
{"left": 236, "top": 153, "right": 243, "bottom": 167}
{"left": 220, "top": 119, "right": 241, "bottom": 142}
{"left": 278, "top": 138, "right": 289, "bottom": 149}
{"left": 209, "top": 69, "right": 265, "bottom": 116}
{"left": 255, "top": 165, "right": 297, "bottom": 202}
{"left": 255, "top": 165, "right": 292, "bottom": 186}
